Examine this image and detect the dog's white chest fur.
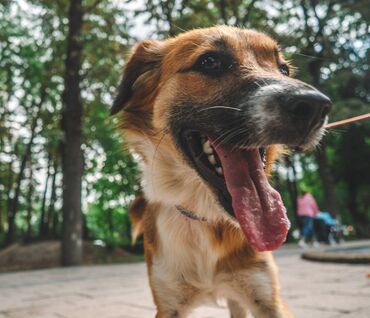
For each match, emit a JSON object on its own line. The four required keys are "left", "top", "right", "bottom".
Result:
{"left": 152, "top": 209, "right": 221, "bottom": 294}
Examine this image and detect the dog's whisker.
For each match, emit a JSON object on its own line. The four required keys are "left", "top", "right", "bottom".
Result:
{"left": 260, "top": 78, "right": 268, "bottom": 87}
{"left": 253, "top": 81, "right": 262, "bottom": 88}
{"left": 227, "top": 129, "right": 253, "bottom": 151}
{"left": 171, "top": 23, "right": 187, "bottom": 33}
{"left": 198, "top": 106, "right": 242, "bottom": 112}
{"left": 212, "top": 124, "right": 246, "bottom": 148}
{"left": 290, "top": 52, "right": 329, "bottom": 61}
{"left": 221, "top": 127, "right": 246, "bottom": 143}
{"left": 210, "top": 119, "right": 246, "bottom": 147}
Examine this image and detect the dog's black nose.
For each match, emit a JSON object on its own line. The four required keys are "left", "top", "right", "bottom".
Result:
{"left": 284, "top": 91, "right": 332, "bottom": 125}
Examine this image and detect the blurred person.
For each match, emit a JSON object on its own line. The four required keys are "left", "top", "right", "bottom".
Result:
{"left": 296, "top": 189, "right": 320, "bottom": 248}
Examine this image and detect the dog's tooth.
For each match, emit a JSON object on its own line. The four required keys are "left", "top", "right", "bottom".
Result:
{"left": 208, "top": 154, "right": 217, "bottom": 165}
{"left": 203, "top": 140, "right": 213, "bottom": 155}
{"left": 215, "top": 167, "right": 223, "bottom": 175}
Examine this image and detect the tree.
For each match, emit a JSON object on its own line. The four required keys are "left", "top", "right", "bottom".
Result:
{"left": 60, "top": 0, "right": 85, "bottom": 266}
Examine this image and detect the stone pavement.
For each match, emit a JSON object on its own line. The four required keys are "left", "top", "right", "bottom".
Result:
{"left": 0, "top": 244, "right": 369, "bottom": 318}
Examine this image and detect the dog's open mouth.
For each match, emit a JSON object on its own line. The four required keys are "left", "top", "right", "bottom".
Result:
{"left": 180, "top": 130, "right": 290, "bottom": 252}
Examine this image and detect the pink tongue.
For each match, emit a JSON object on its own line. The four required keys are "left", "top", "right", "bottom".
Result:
{"left": 212, "top": 143, "right": 290, "bottom": 252}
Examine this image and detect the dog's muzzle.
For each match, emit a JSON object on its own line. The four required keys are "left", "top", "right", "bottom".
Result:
{"left": 249, "top": 79, "right": 332, "bottom": 148}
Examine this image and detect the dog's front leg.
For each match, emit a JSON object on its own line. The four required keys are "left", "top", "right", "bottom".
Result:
{"left": 151, "top": 287, "right": 190, "bottom": 318}
{"left": 228, "top": 263, "right": 293, "bottom": 318}
{"left": 150, "top": 276, "right": 198, "bottom": 318}
{"left": 152, "top": 295, "right": 193, "bottom": 318}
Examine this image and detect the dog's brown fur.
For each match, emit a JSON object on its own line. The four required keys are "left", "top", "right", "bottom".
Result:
{"left": 113, "top": 26, "right": 327, "bottom": 317}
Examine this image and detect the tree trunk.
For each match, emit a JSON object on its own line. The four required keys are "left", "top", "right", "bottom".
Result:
{"left": 284, "top": 156, "right": 299, "bottom": 227}
{"left": 46, "top": 158, "right": 58, "bottom": 238}
{"left": 3, "top": 157, "right": 14, "bottom": 239}
{"left": 107, "top": 208, "right": 114, "bottom": 243}
{"left": 52, "top": 208, "right": 60, "bottom": 239}
{"left": 61, "top": 0, "right": 84, "bottom": 266}
{"left": 0, "top": 174, "right": 4, "bottom": 232}
{"left": 162, "top": 0, "right": 175, "bottom": 36}
{"left": 39, "top": 154, "right": 51, "bottom": 238}
{"left": 0, "top": 196, "right": 3, "bottom": 234}
{"left": 343, "top": 128, "right": 370, "bottom": 237}
{"left": 218, "top": 0, "right": 228, "bottom": 24}
{"left": 6, "top": 150, "right": 15, "bottom": 218}
{"left": 314, "top": 144, "right": 338, "bottom": 216}
{"left": 82, "top": 213, "right": 90, "bottom": 240}
{"left": 26, "top": 163, "right": 34, "bottom": 242}
{"left": 0, "top": 205, "right": 2, "bottom": 234}
{"left": 347, "top": 182, "right": 370, "bottom": 237}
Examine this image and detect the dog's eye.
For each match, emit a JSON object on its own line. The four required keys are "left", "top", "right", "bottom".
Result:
{"left": 279, "top": 63, "right": 290, "bottom": 76}
{"left": 194, "top": 52, "right": 233, "bottom": 76}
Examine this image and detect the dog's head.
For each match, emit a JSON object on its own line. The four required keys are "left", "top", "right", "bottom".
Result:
{"left": 112, "top": 26, "right": 332, "bottom": 252}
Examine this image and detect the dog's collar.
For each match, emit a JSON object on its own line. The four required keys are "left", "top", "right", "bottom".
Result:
{"left": 175, "top": 205, "right": 207, "bottom": 222}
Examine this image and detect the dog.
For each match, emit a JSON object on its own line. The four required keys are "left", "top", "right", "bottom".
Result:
{"left": 112, "top": 26, "right": 332, "bottom": 318}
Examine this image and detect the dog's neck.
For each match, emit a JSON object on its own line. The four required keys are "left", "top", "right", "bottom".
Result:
{"left": 126, "top": 131, "right": 230, "bottom": 224}
{"left": 136, "top": 140, "right": 226, "bottom": 224}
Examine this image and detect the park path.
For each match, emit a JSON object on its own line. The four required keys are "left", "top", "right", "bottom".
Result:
{"left": 0, "top": 244, "right": 369, "bottom": 318}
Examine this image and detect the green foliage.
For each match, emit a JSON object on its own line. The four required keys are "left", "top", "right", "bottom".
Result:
{"left": 0, "top": 0, "right": 138, "bottom": 246}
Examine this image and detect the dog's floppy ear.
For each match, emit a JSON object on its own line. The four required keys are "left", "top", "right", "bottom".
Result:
{"left": 111, "top": 40, "right": 162, "bottom": 115}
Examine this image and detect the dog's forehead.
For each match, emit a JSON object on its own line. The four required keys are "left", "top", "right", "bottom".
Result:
{"left": 163, "top": 27, "right": 279, "bottom": 68}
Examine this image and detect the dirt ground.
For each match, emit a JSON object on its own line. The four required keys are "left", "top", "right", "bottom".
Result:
{"left": 0, "top": 241, "right": 141, "bottom": 273}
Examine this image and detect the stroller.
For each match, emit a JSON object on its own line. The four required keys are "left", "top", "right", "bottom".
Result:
{"left": 314, "top": 211, "right": 344, "bottom": 245}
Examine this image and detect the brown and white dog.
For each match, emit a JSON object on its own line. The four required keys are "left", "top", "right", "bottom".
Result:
{"left": 112, "top": 26, "right": 331, "bottom": 318}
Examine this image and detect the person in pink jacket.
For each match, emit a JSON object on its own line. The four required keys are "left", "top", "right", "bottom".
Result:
{"left": 296, "top": 191, "right": 320, "bottom": 248}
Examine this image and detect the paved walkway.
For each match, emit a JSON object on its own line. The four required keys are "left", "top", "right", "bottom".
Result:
{"left": 0, "top": 244, "right": 369, "bottom": 318}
